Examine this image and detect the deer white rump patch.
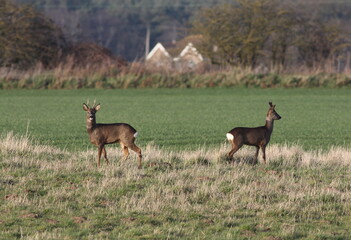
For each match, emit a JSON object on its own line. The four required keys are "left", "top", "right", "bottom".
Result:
{"left": 134, "top": 132, "right": 138, "bottom": 138}
{"left": 226, "top": 133, "right": 234, "bottom": 141}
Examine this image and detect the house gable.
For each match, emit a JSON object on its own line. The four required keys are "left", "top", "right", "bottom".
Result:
{"left": 146, "top": 42, "right": 171, "bottom": 61}
{"left": 174, "top": 43, "right": 204, "bottom": 70}
{"left": 178, "top": 43, "right": 203, "bottom": 63}
{"left": 146, "top": 42, "right": 173, "bottom": 69}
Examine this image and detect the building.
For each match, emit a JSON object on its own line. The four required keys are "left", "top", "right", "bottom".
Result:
{"left": 146, "top": 42, "right": 204, "bottom": 71}
{"left": 145, "top": 43, "right": 173, "bottom": 70}
{"left": 174, "top": 43, "right": 204, "bottom": 71}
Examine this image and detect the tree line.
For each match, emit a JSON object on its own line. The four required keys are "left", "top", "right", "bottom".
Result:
{"left": 2, "top": 0, "right": 351, "bottom": 70}
{"left": 14, "top": 0, "right": 225, "bottom": 61}
{"left": 192, "top": 0, "right": 351, "bottom": 70}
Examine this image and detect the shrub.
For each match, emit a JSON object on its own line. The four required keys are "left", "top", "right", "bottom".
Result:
{"left": 0, "top": 0, "right": 67, "bottom": 69}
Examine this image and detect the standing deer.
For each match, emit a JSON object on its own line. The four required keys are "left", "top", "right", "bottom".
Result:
{"left": 226, "top": 102, "right": 281, "bottom": 163}
{"left": 83, "top": 102, "right": 142, "bottom": 168}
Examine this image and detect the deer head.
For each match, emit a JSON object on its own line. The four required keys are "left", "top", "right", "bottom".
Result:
{"left": 267, "top": 102, "right": 281, "bottom": 121}
{"left": 83, "top": 102, "right": 100, "bottom": 123}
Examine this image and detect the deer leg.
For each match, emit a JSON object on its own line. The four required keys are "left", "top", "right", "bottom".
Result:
{"left": 102, "top": 147, "right": 109, "bottom": 165}
{"left": 128, "top": 144, "right": 142, "bottom": 169}
{"left": 228, "top": 136, "right": 244, "bottom": 158}
{"left": 120, "top": 143, "right": 129, "bottom": 161}
{"left": 254, "top": 146, "right": 260, "bottom": 160}
{"left": 97, "top": 145, "right": 103, "bottom": 167}
{"left": 261, "top": 145, "right": 267, "bottom": 164}
{"left": 227, "top": 144, "right": 242, "bottom": 159}
{"left": 230, "top": 139, "right": 235, "bottom": 148}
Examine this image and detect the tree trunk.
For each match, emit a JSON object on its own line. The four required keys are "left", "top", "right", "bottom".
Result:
{"left": 145, "top": 23, "right": 150, "bottom": 59}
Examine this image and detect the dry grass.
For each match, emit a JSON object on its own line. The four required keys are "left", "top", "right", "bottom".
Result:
{"left": 1, "top": 133, "right": 351, "bottom": 239}
{"left": 1, "top": 62, "right": 351, "bottom": 89}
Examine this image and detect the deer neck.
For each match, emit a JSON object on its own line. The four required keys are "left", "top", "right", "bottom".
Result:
{"left": 265, "top": 117, "right": 274, "bottom": 134}
{"left": 86, "top": 118, "right": 96, "bottom": 132}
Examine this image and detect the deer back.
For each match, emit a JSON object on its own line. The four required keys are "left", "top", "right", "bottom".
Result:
{"left": 89, "top": 123, "right": 137, "bottom": 146}
{"left": 229, "top": 126, "right": 268, "bottom": 146}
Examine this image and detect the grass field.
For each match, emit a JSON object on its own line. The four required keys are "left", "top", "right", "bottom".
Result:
{"left": 1, "top": 88, "right": 351, "bottom": 239}
{"left": 0, "top": 88, "right": 350, "bottom": 151}
{"left": 1, "top": 134, "right": 351, "bottom": 239}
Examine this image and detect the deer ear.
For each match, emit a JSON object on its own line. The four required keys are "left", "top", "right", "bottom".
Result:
{"left": 95, "top": 104, "right": 101, "bottom": 111}
{"left": 83, "top": 103, "right": 89, "bottom": 111}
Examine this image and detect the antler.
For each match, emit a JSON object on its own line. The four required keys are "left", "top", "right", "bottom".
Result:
{"left": 85, "top": 99, "right": 98, "bottom": 108}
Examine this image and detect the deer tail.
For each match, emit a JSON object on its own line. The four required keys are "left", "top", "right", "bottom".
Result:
{"left": 226, "top": 133, "right": 234, "bottom": 141}
{"left": 134, "top": 132, "right": 138, "bottom": 138}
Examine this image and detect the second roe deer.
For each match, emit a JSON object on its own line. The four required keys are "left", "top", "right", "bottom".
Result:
{"left": 226, "top": 102, "right": 281, "bottom": 163}
{"left": 83, "top": 102, "right": 142, "bottom": 168}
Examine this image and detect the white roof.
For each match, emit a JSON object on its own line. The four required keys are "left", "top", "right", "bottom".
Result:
{"left": 146, "top": 42, "right": 171, "bottom": 60}
{"left": 178, "top": 43, "right": 203, "bottom": 61}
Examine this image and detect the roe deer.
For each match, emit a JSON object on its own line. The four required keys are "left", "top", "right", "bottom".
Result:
{"left": 226, "top": 102, "right": 281, "bottom": 163}
{"left": 83, "top": 102, "right": 142, "bottom": 168}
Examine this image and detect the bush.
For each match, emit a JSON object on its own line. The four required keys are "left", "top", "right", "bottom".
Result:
{"left": 0, "top": 0, "right": 67, "bottom": 69}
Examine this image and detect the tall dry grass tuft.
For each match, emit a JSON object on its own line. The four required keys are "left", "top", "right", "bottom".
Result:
{"left": 0, "top": 132, "right": 65, "bottom": 156}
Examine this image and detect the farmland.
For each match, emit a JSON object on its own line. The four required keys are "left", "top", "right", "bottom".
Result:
{"left": 1, "top": 88, "right": 351, "bottom": 239}
{"left": 0, "top": 88, "right": 350, "bottom": 151}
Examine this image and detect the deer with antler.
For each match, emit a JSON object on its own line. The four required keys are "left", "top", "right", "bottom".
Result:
{"left": 226, "top": 102, "right": 281, "bottom": 163}
{"left": 83, "top": 101, "right": 142, "bottom": 168}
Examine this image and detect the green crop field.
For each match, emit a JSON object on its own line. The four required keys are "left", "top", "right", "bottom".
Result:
{"left": 1, "top": 88, "right": 351, "bottom": 239}
{"left": 0, "top": 88, "right": 350, "bottom": 151}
